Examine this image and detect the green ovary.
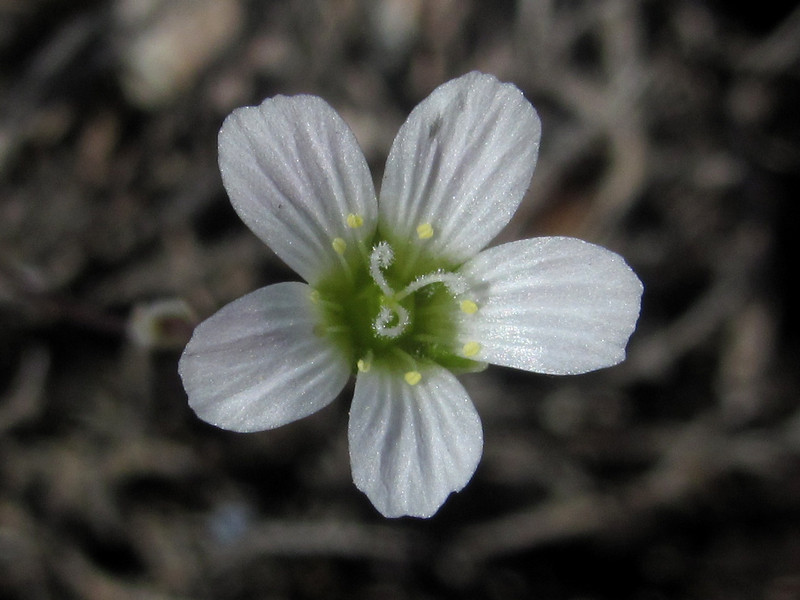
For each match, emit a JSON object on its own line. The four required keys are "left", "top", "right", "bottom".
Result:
{"left": 312, "top": 240, "right": 482, "bottom": 375}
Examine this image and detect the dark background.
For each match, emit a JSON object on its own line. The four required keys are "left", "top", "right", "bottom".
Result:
{"left": 1, "top": 1, "right": 799, "bottom": 598}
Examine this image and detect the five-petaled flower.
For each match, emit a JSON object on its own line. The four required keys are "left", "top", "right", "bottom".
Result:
{"left": 179, "top": 72, "right": 643, "bottom": 518}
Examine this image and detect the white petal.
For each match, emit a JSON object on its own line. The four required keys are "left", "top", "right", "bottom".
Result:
{"left": 379, "top": 72, "right": 541, "bottom": 264}
{"left": 179, "top": 282, "right": 351, "bottom": 432}
{"left": 219, "top": 95, "right": 377, "bottom": 284}
{"left": 348, "top": 366, "right": 483, "bottom": 518}
{"left": 457, "top": 237, "right": 643, "bottom": 375}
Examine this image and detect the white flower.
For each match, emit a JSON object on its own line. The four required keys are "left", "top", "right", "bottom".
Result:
{"left": 179, "top": 72, "right": 643, "bottom": 518}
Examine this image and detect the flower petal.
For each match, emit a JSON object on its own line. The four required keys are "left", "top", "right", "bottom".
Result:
{"left": 348, "top": 366, "right": 483, "bottom": 518}
{"left": 179, "top": 282, "right": 351, "bottom": 432}
{"left": 379, "top": 71, "right": 541, "bottom": 264}
{"left": 457, "top": 237, "right": 643, "bottom": 375}
{"left": 219, "top": 95, "right": 377, "bottom": 284}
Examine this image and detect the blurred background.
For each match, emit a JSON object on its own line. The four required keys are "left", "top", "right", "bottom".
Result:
{"left": 1, "top": 1, "right": 799, "bottom": 598}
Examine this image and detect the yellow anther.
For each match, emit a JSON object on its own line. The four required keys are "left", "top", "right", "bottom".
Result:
{"left": 346, "top": 213, "right": 364, "bottom": 228}
{"left": 332, "top": 237, "right": 347, "bottom": 255}
{"left": 416, "top": 223, "right": 434, "bottom": 239}
{"left": 357, "top": 358, "right": 371, "bottom": 373}
{"left": 309, "top": 289, "right": 321, "bottom": 304}
{"left": 460, "top": 299, "right": 478, "bottom": 314}
{"left": 462, "top": 341, "right": 481, "bottom": 357}
{"left": 404, "top": 370, "right": 422, "bottom": 385}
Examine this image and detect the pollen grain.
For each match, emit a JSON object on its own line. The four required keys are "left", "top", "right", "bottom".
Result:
{"left": 462, "top": 341, "right": 481, "bottom": 357}
{"left": 346, "top": 213, "right": 364, "bottom": 228}
{"left": 404, "top": 370, "right": 422, "bottom": 385}
{"left": 416, "top": 223, "right": 434, "bottom": 239}
{"left": 460, "top": 299, "right": 478, "bottom": 314}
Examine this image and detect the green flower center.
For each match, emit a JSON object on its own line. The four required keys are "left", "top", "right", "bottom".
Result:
{"left": 311, "top": 217, "right": 484, "bottom": 381}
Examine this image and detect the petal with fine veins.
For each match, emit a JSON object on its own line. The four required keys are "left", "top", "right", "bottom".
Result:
{"left": 379, "top": 71, "right": 541, "bottom": 265}
{"left": 457, "top": 237, "right": 643, "bottom": 375}
{"left": 179, "top": 282, "right": 351, "bottom": 432}
{"left": 219, "top": 95, "right": 377, "bottom": 284}
{"left": 349, "top": 366, "right": 483, "bottom": 518}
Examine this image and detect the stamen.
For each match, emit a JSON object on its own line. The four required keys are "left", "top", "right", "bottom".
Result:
{"left": 346, "top": 213, "right": 364, "bottom": 228}
{"left": 313, "top": 323, "right": 348, "bottom": 338}
{"left": 390, "top": 348, "right": 420, "bottom": 373}
{"left": 416, "top": 223, "right": 434, "bottom": 239}
{"left": 308, "top": 291, "right": 344, "bottom": 313}
{"left": 373, "top": 303, "right": 409, "bottom": 338}
{"left": 410, "top": 333, "right": 440, "bottom": 345}
{"left": 404, "top": 371, "right": 422, "bottom": 385}
{"left": 357, "top": 351, "right": 373, "bottom": 373}
{"left": 332, "top": 237, "right": 347, "bottom": 255}
{"left": 326, "top": 325, "right": 350, "bottom": 334}
{"left": 369, "top": 242, "right": 396, "bottom": 296}
{"left": 395, "top": 270, "right": 468, "bottom": 300}
{"left": 460, "top": 299, "right": 479, "bottom": 314}
{"left": 462, "top": 341, "right": 481, "bottom": 357}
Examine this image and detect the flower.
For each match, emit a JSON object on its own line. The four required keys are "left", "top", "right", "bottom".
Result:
{"left": 179, "top": 72, "right": 643, "bottom": 518}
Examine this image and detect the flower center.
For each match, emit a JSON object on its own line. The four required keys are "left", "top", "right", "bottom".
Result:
{"left": 311, "top": 225, "right": 484, "bottom": 381}
{"left": 368, "top": 241, "right": 466, "bottom": 340}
